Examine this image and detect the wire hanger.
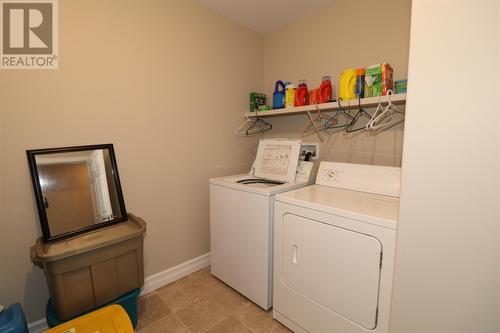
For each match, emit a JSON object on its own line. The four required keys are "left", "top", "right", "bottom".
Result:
{"left": 300, "top": 103, "right": 328, "bottom": 141}
{"left": 234, "top": 113, "right": 272, "bottom": 136}
{"left": 324, "top": 98, "right": 355, "bottom": 133}
{"left": 345, "top": 96, "right": 372, "bottom": 134}
{"left": 234, "top": 114, "right": 252, "bottom": 136}
{"left": 246, "top": 117, "right": 272, "bottom": 135}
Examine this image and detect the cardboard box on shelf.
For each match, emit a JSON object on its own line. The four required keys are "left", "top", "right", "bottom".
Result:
{"left": 364, "top": 63, "right": 394, "bottom": 97}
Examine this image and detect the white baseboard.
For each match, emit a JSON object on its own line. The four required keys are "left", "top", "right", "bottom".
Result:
{"left": 28, "top": 318, "right": 48, "bottom": 333}
{"left": 141, "top": 252, "right": 211, "bottom": 295}
{"left": 27, "top": 252, "right": 211, "bottom": 331}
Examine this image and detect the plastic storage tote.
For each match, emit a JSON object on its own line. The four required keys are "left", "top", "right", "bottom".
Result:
{"left": 46, "top": 288, "right": 140, "bottom": 328}
{"left": 31, "top": 213, "right": 146, "bottom": 320}
{"left": 44, "top": 304, "right": 133, "bottom": 333}
{"left": 0, "top": 303, "right": 28, "bottom": 333}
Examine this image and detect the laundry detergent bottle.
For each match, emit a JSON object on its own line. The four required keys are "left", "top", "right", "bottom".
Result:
{"left": 355, "top": 67, "right": 365, "bottom": 98}
{"left": 272, "top": 80, "right": 286, "bottom": 109}
{"left": 339, "top": 69, "right": 357, "bottom": 100}
{"left": 319, "top": 75, "right": 333, "bottom": 103}
{"left": 285, "top": 83, "right": 296, "bottom": 108}
{"left": 295, "top": 79, "right": 309, "bottom": 106}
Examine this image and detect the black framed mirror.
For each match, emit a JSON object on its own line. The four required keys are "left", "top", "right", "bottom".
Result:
{"left": 27, "top": 144, "right": 127, "bottom": 243}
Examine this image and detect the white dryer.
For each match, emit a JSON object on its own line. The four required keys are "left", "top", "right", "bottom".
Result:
{"left": 210, "top": 139, "right": 315, "bottom": 310}
{"left": 273, "top": 162, "right": 401, "bottom": 333}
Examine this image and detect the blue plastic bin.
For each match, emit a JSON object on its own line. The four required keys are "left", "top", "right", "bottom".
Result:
{"left": 0, "top": 303, "right": 28, "bottom": 333}
{"left": 46, "top": 288, "right": 140, "bottom": 328}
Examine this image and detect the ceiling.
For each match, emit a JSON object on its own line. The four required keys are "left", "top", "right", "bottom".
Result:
{"left": 191, "top": 0, "right": 336, "bottom": 34}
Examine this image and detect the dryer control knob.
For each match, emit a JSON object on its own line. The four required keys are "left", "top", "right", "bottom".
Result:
{"left": 327, "top": 170, "right": 337, "bottom": 179}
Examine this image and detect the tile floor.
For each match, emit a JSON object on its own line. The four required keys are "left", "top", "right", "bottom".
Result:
{"left": 136, "top": 266, "right": 292, "bottom": 333}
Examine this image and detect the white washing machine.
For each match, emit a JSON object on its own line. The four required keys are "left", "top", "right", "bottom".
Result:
{"left": 273, "top": 162, "right": 401, "bottom": 333}
{"left": 210, "top": 139, "right": 315, "bottom": 310}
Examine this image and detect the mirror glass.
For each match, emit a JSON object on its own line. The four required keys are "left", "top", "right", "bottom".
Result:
{"left": 27, "top": 144, "right": 127, "bottom": 242}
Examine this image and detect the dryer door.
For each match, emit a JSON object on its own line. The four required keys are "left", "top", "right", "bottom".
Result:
{"left": 282, "top": 213, "right": 382, "bottom": 329}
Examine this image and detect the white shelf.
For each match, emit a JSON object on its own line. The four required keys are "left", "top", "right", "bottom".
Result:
{"left": 246, "top": 93, "right": 407, "bottom": 118}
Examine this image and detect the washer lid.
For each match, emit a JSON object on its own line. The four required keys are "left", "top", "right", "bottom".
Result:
{"left": 253, "top": 138, "right": 301, "bottom": 183}
{"left": 210, "top": 174, "right": 311, "bottom": 196}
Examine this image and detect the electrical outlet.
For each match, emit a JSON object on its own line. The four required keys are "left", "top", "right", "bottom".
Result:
{"left": 300, "top": 143, "right": 320, "bottom": 161}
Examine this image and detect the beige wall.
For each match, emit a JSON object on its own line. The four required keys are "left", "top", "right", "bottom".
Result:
{"left": 262, "top": 0, "right": 411, "bottom": 167}
{"left": 0, "top": 0, "right": 263, "bottom": 321}
{"left": 0, "top": 0, "right": 416, "bottom": 323}
{"left": 390, "top": 1, "right": 499, "bottom": 332}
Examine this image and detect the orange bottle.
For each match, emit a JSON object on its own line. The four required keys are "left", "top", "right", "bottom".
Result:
{"left": 309, "top": 89, "right": 320, "bottom": 104}
{"left": 319, "top": 75, "right": 332, "bottom": 103}
{"left": 295, "top": 79, "right": 309, "bottom": 106}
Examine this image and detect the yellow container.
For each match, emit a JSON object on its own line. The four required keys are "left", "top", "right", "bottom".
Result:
{"left": 339, "top": 69, "right": 357, "bottom": 100}
{"left": 44, "top": 305, "right": 133, "bottom": 333}
{"left": 285, "top": 84, "right": 296, "bottom": 108}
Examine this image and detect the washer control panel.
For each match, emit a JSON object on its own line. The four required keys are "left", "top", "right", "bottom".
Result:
{"left": 317, "top": 162, "right": 401, "bottom": 197}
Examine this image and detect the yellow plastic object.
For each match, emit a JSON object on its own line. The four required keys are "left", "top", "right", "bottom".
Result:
{"left": 285, "top": 84, "right": 296, "bottom": 108}
{"left": 43, "top": 305, "right": 133, "bottom": 333}
{"left": 339, "top": 69, "right": 357, "bottom": 100}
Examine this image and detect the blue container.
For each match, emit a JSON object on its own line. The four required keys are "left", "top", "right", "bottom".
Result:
{"left": 0, "top": 303, "right": 28, "bottom": 333}
{"left": 272, "top": 80, "right": 286, "bottom": 109}
{"left": 46, "top": 288, "right": 140, "bottom": 328}
{"left": 394, "top": 79, "right": 407, "bottom": 94}
{"left": 355, "top": 74, "right": 365, "bottom": 98}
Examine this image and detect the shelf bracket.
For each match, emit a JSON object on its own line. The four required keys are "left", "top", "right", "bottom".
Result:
{"left": 306, "top": 107, "right": 324, "bottom": 142}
